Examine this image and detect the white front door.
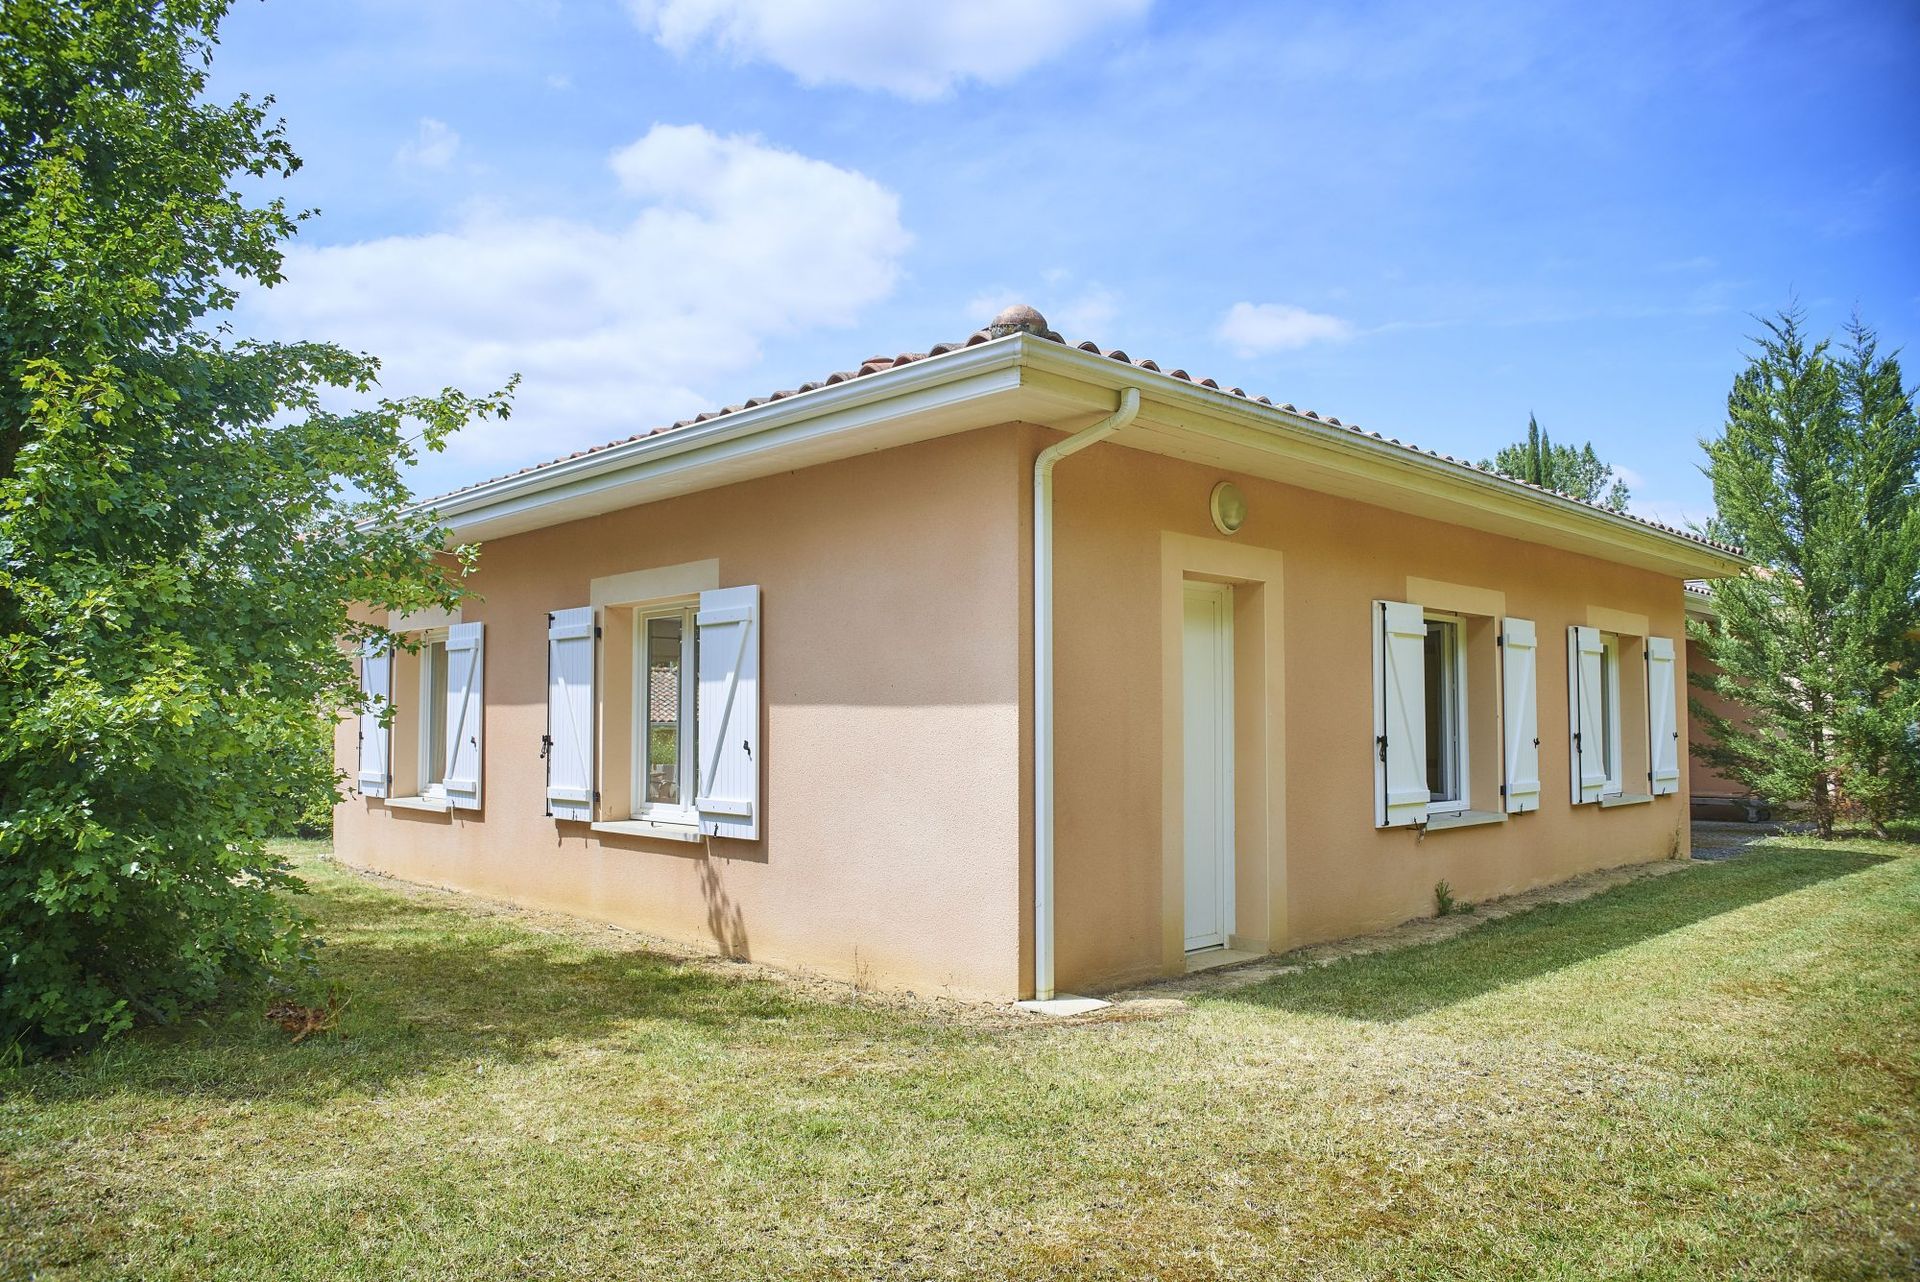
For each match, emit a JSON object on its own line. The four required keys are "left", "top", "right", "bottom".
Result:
{"left": 1183, "top": 582, "right": 1235, "bottom": 952}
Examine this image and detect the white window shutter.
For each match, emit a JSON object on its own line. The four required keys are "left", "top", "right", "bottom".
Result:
{"left": 443, "top": 622, "right": 485, "bottom": 810}
{"left": 546, "top": 607, "right": 596, "bottom": 822}
{"left": 696, "top": 585, "right": 761, "bottom": 840}
{"left": 1568, "top": 626, "right": 1606, "bottom": 804}
{"left": 1646, "top": 635, "right": 1680, "bottom": 796}
{"left": 357, "top": 636, "right": 391, "bottom": 798}
{"left": 1373, "top": 600, "right": 1430, "bottom": 828}
{"left": 1500, "top": 617, "right": 1541, "bottom": 813}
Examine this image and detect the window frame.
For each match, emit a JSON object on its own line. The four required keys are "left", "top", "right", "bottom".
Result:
{"left": 416, "top": 626, "right": 451, "bottom": 804}
{"left": 1422, "top": 611, "right": 1471, "bottom": 816}
{"left": 631, "top": 601, "right": 699, "bottom": 826}
{"left": 1599, "top": 632, "right": 1624, "bottom": 797}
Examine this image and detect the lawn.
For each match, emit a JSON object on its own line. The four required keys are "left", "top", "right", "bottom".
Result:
{"left": 3, "top": 836, "right": 1917, "bottom": 1281}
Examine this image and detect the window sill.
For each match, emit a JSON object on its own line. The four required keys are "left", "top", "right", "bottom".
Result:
{"left": 385, "top": 795, "right": 450, "bottom": 813}
{"left": 1600, "top": 792, "right": 1655, "bottom": 808}
{"left": 1422, "top": 808, "right": 1507, "bottom": 832}
{"left": 590, "top": 819, "right": 702, "bottom": 844}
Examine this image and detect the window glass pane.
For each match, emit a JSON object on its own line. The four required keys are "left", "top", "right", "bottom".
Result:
{"left": 1423, "top": 621, "right": 1459, "bottom": 803}
{"left": 645, "top": 616, "right": 683, "bottom": 807}
{"left": 1600, "top": 640, "right": 1616, "bottom": 786}
{"left": 425, "top": 640, "right": 448, "bottom": 787}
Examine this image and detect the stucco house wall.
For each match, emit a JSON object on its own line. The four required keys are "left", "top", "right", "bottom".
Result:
{"left": 334, "top": 427, "right": 1030, "bottom": 1000}
{"left": 1043, "top": 428, "right": 1690, "bottom": 992}
{"left": 1686, "top": 640, "right": 1752, "bottom": 800}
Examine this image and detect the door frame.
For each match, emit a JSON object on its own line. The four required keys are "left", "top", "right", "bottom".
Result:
{"left": 1158, "top": 534, "right": 1287, "bottom": 977}
{"left": 1182, "top": 580, "right": 1236, "bottom": 952}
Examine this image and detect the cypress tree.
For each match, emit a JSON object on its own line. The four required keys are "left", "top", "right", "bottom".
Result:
{"left": 1693, "top": 309, "right": 1920, "bottom": 836}
{"left": 1480, "top": 413, "right": 1632, "bottom": 511}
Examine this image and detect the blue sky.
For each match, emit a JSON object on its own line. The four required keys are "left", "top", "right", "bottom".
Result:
{"left": 215, "top": 0, "right": 1920, "bottom": 527}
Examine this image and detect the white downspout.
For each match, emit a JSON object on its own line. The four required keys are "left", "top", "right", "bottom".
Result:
{"left": 1032, "top": 386, "right": 1141, "bottom": 1001}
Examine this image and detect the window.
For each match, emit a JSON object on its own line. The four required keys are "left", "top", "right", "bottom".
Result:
{"left": 1375, "top": 600, "right": 1526, "bottom": 829}
{"left": 634, "top": 604, "right": 698, "bottom": 824}
{"left": 419, "top": 634, "right": 450, "bottom": 801}
{"left": 546, "top": 584, "right": 760, "bottom": 838}
{"left": 357, "top": 621, "right": 484, "bottom": 811}
{"left": 1599, "top": 633, "right": 1623, "bottom": 796}
{"left": 1423, "top": 615, "right": 1468, "bottom": 813}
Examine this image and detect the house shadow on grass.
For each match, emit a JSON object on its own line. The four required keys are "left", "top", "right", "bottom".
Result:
{"left": 15, "top": 871, "right": 885, "bottom": 1108}
{"left": 1217, "top": 845, "right": 1891, "bottom": 1024}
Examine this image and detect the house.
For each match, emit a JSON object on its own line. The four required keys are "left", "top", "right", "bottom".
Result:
{"left": 1683, "top": 585, "right": 1769, "bottom": 821}
{"left": 335, "top": 304, "right": 1748, "bottom": 1004}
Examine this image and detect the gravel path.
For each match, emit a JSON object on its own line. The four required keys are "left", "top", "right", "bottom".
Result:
{"left": 1689, "top": 818, "right": 1797, "bottom": 861}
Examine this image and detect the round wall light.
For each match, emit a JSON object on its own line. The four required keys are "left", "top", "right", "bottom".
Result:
{"left": 1210, "top": 481, "right": 1247, "bottom": 535}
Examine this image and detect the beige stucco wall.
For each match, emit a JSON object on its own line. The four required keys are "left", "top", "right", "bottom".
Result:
{"left": 1040, "top": 426, "right": 1693, "bottom": 993}
{"left": 338, "top": 416, "right": 1704, "bottom": 1002}
{"left": 1687, "top": 640, "right": 1751, "bottom": 798}
{"left": 334, "top": 427, "right": 1028, "bottom": 1000}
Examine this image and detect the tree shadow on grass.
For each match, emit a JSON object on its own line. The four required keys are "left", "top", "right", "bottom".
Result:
{"left": 11, "top": 872, "right": 889, "bottom": 1107}
{"left": 1217, "top": 845, "right": 1893, "bottom": 1023}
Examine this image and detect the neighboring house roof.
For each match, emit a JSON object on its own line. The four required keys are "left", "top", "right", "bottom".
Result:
{"left": 1684, "top": 581, "right": 1718, "bottom": 622}
{"left": 648, "top": 666, "right": 678, "bottom": 725}
{"left": 419, "top": 305, "right": 1747, "bottom": 580}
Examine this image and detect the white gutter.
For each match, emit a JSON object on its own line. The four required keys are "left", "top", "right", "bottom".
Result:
{"left": 1031, "top": 386, "right": 1140, "bottom": 1002}
{"left": 417, "top": 337, "right": 1028, "bottom": 541}
{"left": 1018, "top": 342, "right": 1748, "bottom": 580}
{"left": 409, "top": 332, "right": 1740, "bottom": 579}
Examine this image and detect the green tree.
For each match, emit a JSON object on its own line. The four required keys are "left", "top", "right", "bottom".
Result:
{"left": 0, "top": 0, "right": 510, "bottom": 1057}
{"left": 1480, "top": 413, "right": 1632, "bottom": 512}
{"left": 1692, "top": 310, "right": 1920, "bottom": 837}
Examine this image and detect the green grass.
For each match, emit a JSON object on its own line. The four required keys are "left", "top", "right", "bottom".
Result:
{"left": 4, "top": 836, "right": 1918, "bottom": 1280}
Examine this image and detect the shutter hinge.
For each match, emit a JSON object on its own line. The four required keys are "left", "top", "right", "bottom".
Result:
{"left": 1375, "top": 734, "right": 1388, "bottom": 763}
{"left": 540, "top": 734, "right": 551, "bottom": 759}
{"left": 595, "top": 625, "right": 603, "bottom": 639}
{"left": 1499, "top": 783, "right": 1507, "bottom": 796}
{"left": 1496, "top": 633, "right": 1504, "bottom": 647}
{"left": 594, "top": 791, "right": 602, "bottom": 803}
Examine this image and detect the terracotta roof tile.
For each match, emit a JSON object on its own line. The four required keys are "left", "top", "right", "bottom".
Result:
{"left": 425, "top": 305, "right": 1741, "bottom": 557}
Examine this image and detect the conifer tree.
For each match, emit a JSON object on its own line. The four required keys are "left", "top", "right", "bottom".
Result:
{"left": 1692, "top": 309, "right": 1920, "bottom": 836}
{"left": 1481, "top": 414, "right": 1631, "bottom": 511}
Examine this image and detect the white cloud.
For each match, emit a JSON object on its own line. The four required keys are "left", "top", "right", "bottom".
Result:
{"left": 1053, "top": 286, "right": 1119, "bottom": 337}
{"left": 1216, "top": 301, "right": 1355, "bottom": 355}
{"left": 395, "top": 117, "right": 461, "bottom": 171}
{"left": 247, "top": 124, "right": 911, "bottom": 480}
{"left": 629, "top": 0, "right": 1151, "bottom": 99}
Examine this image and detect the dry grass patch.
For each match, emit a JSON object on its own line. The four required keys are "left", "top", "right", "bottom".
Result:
{"left": 3, "top": 836, "right": 1917, "bottom": 1280}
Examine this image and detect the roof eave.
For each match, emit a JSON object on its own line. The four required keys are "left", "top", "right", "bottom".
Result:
{"left": 418, "top": 330, "right": 1747, "bottom": 580}
{"left": 423, "top": 336, "right": 1027, "bottom": 543}
{"left": 1017, "top": 338, "right": 1749, "bottom": 581}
